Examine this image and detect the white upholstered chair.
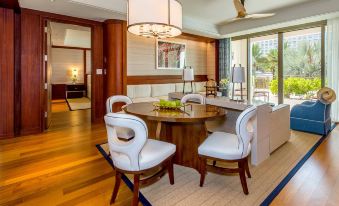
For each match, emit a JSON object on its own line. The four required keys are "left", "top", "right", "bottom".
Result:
{"left": 106, "top": 95, "right": 134, "bottom": 140}
{"left": 198, "top": 106, "right": 256, "bottom": 195}
{"left": 181, "top": 93, "right": 206, "bottom": 104}
{"left": 104, "top": 113, "right": 176, "bottom": 206}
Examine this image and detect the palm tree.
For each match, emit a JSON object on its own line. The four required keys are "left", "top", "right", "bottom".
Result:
{"left": 251, "top": 43, "right": 263, "bottom": 70}
{"left": 265, "top": 49, "right": 278, "bottom": 77}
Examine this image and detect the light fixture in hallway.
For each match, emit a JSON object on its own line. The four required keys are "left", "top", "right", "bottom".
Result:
{"left": 127, "top": 0, "right": 182, "bottom": 38}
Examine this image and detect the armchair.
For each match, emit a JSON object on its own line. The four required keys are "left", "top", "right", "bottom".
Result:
{"left": 290, "top": 100, "right": 332, "bottom": 135}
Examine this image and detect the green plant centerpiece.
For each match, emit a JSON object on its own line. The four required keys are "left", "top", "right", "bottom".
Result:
{"left": 153, "top": 99, "right": 185, "bottom": 110}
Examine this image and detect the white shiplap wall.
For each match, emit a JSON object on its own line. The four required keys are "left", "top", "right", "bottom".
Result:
{"left": 127, "top": 33, "right": 214, "bottom": 76}
{"left": 51, "top": 48, "right": 84, "bottom": 84}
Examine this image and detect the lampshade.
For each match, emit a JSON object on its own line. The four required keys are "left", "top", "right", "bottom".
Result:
{"left": 232, "top": 67, "right": 245, "bottom": 83}
{"left": 183, "top": 67, "right": 194, "bottom": 81}
{"left": 127, "top": 0, "right": 182, "bottom": 38}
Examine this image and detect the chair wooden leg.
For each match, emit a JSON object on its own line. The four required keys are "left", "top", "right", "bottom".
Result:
{"left": 238, "top": 160, "right": 249, "bottom": 195}
{"left": 168, "top": 157, "right": 174, "bottom": 185}
{"left": 132, "top": 174, "right": 140, "bottom": 206}
{"left": 200, "top": 158, "right": 207, "bottom": 187}
{"left": 245, "top": 157, "right": 251, "bottom": 178}
{"left": 110, "top": 171, "right": 121, "bottom": 204}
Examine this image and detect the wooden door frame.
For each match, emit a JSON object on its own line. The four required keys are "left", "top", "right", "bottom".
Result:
{"left": 40, "top": 13, "right": 101, "bottom": 130}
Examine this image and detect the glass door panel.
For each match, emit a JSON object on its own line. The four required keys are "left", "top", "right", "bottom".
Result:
{"left": 250, "top": 34, "right": 278, "bottom": 105}
{"left": 231, "top": 39, "right": 248, "bottom": 100}
{"left": 283, "top": 27, "right": 321, "bottom": 107}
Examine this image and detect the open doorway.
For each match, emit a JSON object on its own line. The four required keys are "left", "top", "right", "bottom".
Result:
{"left": 45, "top": 21, "right": 92, "bottom": 130}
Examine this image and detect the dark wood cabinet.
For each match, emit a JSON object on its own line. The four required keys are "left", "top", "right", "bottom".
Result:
{"left": 66, "top": 84, "right": 86, "bottom": 99}
{"left": 51, "top": 84, "right": 66, "bottom": 100}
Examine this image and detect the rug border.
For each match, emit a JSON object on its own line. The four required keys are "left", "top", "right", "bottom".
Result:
{"left": 260, "top": 124, "right": 336, "bottom": 206}
{"left": 95, "top": 144, "right": 152, "bottom": 206}
{"left": 96, "top": 125, "right": 336, "bottom": 206}
{"left": 66, "top": 97, "right": 92, "bottom": 111}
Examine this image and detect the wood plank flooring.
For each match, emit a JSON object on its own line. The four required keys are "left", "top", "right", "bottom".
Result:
{"left": 0, "top": 106, "right": 338, "bottom": 206}
{"left": 0, "top": 113, "right": 136, "bottom": 206}
{"left": 272, "top": 125, "right": 339, "bottom": 206}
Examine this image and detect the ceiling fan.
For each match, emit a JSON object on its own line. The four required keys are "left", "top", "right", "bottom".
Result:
{"left": 230, "top": 0, "right": 275, "bottom": 22}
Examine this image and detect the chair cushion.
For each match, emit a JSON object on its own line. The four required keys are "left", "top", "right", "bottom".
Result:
{"left": 127, "top": 85, "right": 152, "bottom": 99}
{"left": 198, "top": 132, "right": 251, "bottom": 160}
{"left": 132, "top": 97, "right": 159, "bottom": 103}
{"left": 153, "top": 96, "right": 169, "bottom": 100}
{"left": 151, "top": 84, "right": 176, "bottom": 97}
{"left": 194, "top": 82, "right": 206, "bottom": 93}
{"left": 112, "top": 139, "right": 176, "bottom": 171}
{"left": 175, "top": 83, "right": 193, "bottom": 93}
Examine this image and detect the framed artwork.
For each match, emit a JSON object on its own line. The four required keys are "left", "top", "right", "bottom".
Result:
{"left": 156, "top": 40, "right": 186, "bottom": 70}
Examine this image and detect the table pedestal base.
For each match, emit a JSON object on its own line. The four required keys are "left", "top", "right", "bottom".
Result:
{"left": 146, "top": 120, "right": 208, "bottom": 172}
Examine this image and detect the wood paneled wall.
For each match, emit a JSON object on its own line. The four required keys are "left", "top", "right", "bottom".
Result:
{"left": 103, "top": 20, "right": 127, "bottom": 97}
{"left": 20, "top": 10, "right": 43, "bottom": 135}
{"left": 0, "top": 8, "right": 14, "bottom": 138}
{"left": 91, "top": 24, "right": 104, "bottom": 122}
{"left": 18, "top": 9, "right": 105, "bottom": 134}
{"left": 103, "top": 20, "right": 127, "bottom": 112}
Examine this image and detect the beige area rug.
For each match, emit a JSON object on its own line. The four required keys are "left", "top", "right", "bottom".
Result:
{"left": 66, "top": 97, "right": 91, "bottom": 111}
{"left": 99, "top": 131, "right": 321, "bottom": 206}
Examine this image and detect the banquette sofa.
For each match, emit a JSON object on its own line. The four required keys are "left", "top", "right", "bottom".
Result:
{"left": 127, "top": 82, "right": 207, "bottom": 103}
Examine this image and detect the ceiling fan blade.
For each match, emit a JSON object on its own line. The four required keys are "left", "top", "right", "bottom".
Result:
{"left": 246, "top": 13, "right": 275, "bottom": 19}
{"left": 233, "top": 0, "right": 246, "bottom": 14}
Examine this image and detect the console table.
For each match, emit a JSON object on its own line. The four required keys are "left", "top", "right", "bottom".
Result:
{"left": 168, "top": 92, "right": 249, "bottom": 111}
{"left": 66, "top": 84, "right": 86, "bottom": 99}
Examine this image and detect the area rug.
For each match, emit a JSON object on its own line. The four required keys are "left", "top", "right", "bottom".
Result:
{"left": 66, "top": 97, "right": 91, "bottom": 111}
{"left": 97, "top": 131, "right": 322, "bottom": 206}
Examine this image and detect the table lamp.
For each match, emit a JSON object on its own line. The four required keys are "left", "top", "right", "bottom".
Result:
{"left": 182, "top": 66, "right": 194, "bottom": 94}
{"left": 231, "top": 65, "right": 245, "bottom": 101}
{"left": 71, "top": 67, "right": 78, "bottom": 84}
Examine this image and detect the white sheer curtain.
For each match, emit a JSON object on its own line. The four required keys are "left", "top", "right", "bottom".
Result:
{"left": 327, "top": 18, "right": 339, "bottom": 122}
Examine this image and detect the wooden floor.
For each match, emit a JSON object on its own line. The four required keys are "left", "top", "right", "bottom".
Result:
{"left": 272, "top": 125, "right": 339, "bottom": 206}
{"left": 0, "top": 107, "right": 338, "bottom": 205}
{"left": 0, "top": 111, "right": 136, "bottom": 206}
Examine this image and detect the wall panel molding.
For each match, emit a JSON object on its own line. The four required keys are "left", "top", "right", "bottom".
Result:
{"left": 127, "top": 75, "right": 208, "bottom": 85}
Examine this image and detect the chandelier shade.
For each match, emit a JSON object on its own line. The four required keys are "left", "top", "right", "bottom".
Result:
{"left": 127, "top": 0, "right": 182, "bottom": 38}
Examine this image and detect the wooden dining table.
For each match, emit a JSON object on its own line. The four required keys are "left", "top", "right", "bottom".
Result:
{"left": 123, "top": 102, "right": 226, "bottom": 171}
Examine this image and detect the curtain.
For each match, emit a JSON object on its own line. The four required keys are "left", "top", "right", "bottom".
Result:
{"left": 326, "top": 18, "right": 339, "bottom": 122}
{"left": 218, "top": 38, "right": 231, "bottom": 81}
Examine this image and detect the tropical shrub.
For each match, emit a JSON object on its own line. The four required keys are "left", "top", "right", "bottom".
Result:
{"left": 269, "top": 77, "right": 321, "bottom": 97}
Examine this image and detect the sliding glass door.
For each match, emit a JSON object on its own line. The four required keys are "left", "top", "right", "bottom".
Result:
{"left": 283, "top": 27, "right": 322, "bottom": 107}
{"left": 231, "top": 39, "right": 248, "bottom": 100}
{"left": 250, "top": 34, "right": 278, "bottom": 105}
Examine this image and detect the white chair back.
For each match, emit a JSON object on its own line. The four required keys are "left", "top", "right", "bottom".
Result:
{"left": 104, "top": 113, "right": 148, "bottom": 171}
{"left": 106, "top": 95, "right": 133, "bottom": 113}
{"left": 235, "top": 106, "right": 257, "bottom": 158}
{"left": 181, "top": 94, "right": 206, "bottom": 104}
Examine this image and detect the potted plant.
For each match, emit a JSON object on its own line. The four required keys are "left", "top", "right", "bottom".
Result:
{"left": 219, "top": 78, "right": 229, "bottom": 97}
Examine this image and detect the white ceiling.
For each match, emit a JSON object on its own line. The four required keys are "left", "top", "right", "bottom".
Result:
{"left": 50, "top": 22, "right": 91, "bottom": 48}
{"left": 19, "top": 0, "right": 339, "bottom": 38}
{"left": 179, "top": 0, "right": 313, "bottom": 25}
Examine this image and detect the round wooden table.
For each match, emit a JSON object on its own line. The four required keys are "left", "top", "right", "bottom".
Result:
{"left": 123, "top": 102, "right": 226, "bottom": 171}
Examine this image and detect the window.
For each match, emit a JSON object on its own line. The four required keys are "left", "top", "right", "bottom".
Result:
{"left": 231, "top": 39, "right": 248, "bottom": 100}
{"left": 283, "top": 27, "right": 322, "bottom": 107}
{"left": 250, "top": 34, "right": 278, "bottom": 105}
{"left": 231, "top": 22, "right": 326, "bottom": 107}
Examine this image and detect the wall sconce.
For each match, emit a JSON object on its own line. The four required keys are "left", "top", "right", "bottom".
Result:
{"left": 71, "top": 67, "right": 78, "bottom": 84}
